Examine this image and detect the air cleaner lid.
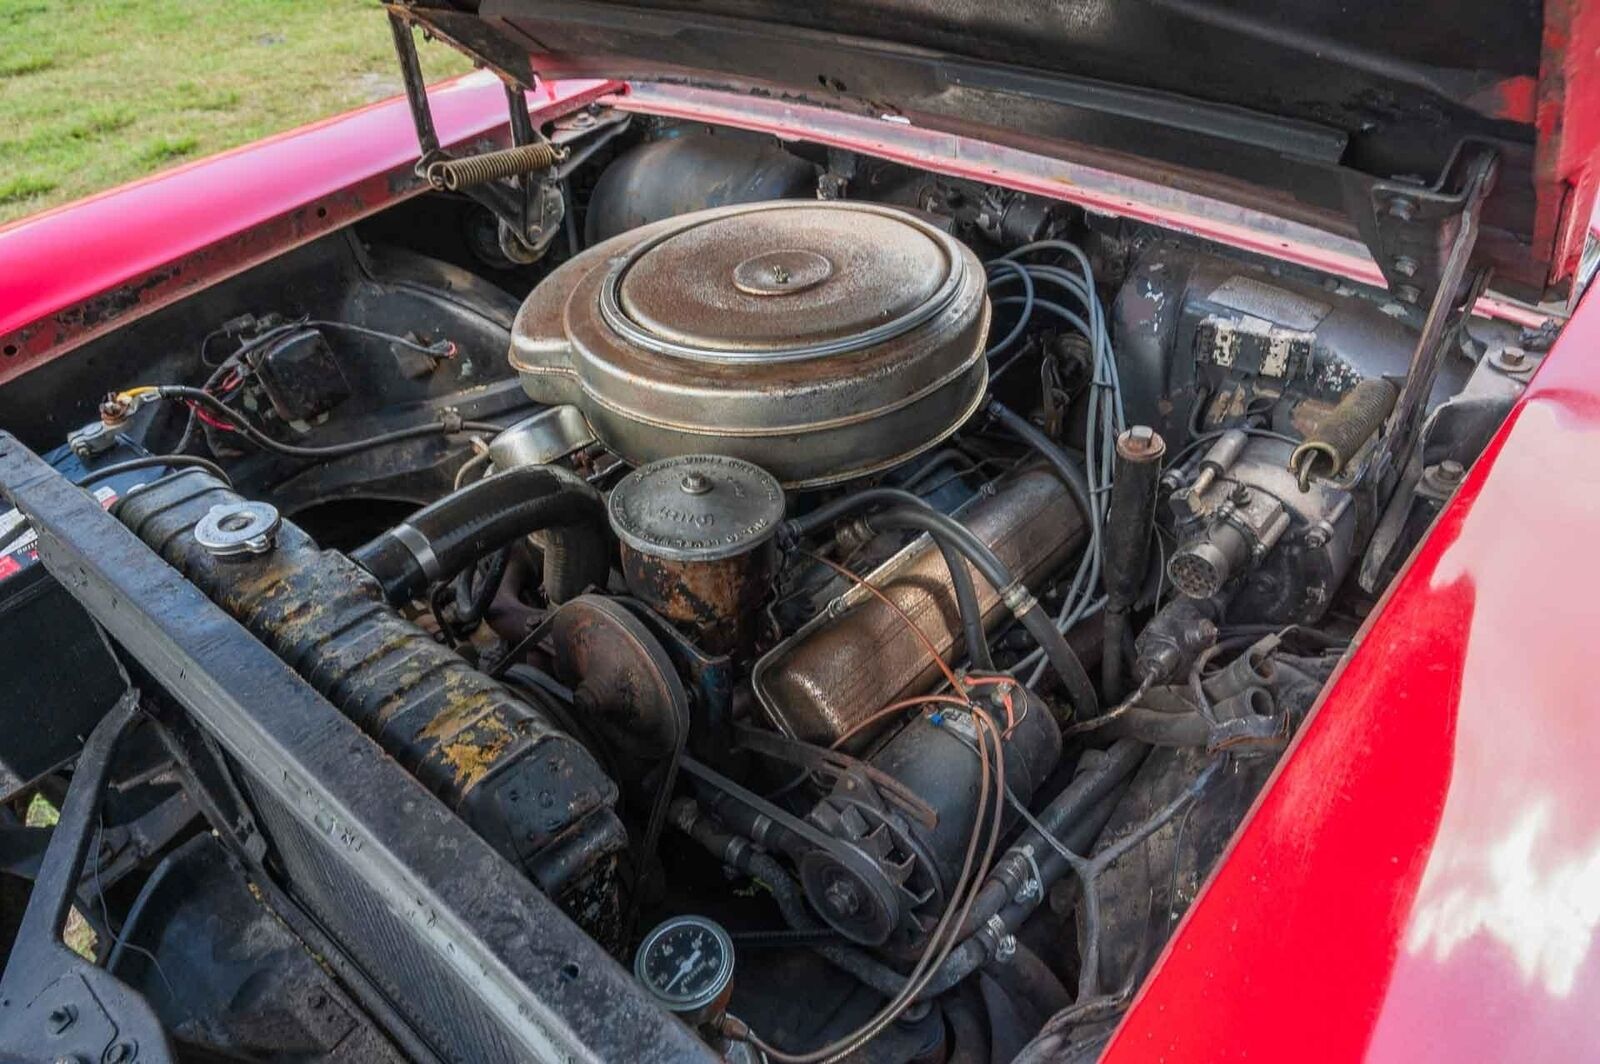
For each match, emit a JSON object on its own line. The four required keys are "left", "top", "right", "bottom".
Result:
{"left": 511, "top": 201, "right": 990, "bottom": 487}
{"left": 608, "top": 454, "right": 785, "bottom": 562}
{"left": 603, "top": 201, "right": 961, "bottom": 363}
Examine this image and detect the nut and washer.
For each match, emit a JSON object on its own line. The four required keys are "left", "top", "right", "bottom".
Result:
{"left": 1489, "top": 346, "right": 1533, "bottom": 375}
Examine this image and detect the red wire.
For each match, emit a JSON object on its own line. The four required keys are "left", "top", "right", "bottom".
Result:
{"left": 187, "top": 400, "right": 236, "bottom": 432}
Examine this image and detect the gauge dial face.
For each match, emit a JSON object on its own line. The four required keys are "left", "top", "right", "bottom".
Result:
{"left": 634, "top": 916, "right": 734, "bottom": 1013}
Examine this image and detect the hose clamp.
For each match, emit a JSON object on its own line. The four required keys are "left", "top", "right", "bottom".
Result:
{"left": 1012, "top": 845, "right": 1044, "bottom": 903}
{"left": 390, "top": 522, "right": 442, "bottom": 581}
{"left": 1000, "top": 581, "right": 1037, "bottom": 616}
{"left": 985, "top": 914, "right": 1016, "bottom": 961}
{"left": 724, "top": 835, "right": 750, "bottom": 867}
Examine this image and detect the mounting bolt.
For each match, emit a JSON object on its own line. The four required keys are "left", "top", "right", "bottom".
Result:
{"left": 1392, "top": 255, "right": 1419, "bottom": 278}
{"left": 47, "top": 1005, "right": 76, "bottom": 1034}
{"left": 104, "top": 1042, "right": 137, "bottom": 1063}
{"left": 679, "top": 472, "right": 713, "bottom": 496}
{"left": 1438, "top": 459, "right": 1465, "bottom": 484}
{"left": 1394, "top": 283, "right": 1422, "bottom": 305}
{"left": 824, "top": 879, "right": 861, "bottom": 917}
{"left": 1489, "top": 346, "right": 1531, "bottom": 375}
{"left": 1388, "top": 196, "right": 1418, "bottom": 222}
{"left": 1304, "top": 526, "right": 1330, "bottom": 549}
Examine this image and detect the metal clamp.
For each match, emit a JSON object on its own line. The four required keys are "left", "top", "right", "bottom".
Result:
{"left": 985, "top": 914, "right": 1017, "bottom": 961}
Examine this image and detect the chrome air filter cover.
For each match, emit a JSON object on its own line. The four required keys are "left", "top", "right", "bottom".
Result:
{"left": 510, "top": 201, "right": 989, "bottom": 487}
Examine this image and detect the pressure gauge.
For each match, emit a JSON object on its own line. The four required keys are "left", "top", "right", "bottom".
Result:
{"left": 633, "top": 915, "right": 736, "bottom": 1020}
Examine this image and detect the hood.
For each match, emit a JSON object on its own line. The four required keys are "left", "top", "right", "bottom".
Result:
{"left": 398, "top": 0, "right": 1600, "bottom": 303}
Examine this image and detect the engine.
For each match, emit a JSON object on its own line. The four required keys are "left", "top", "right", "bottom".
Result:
{"left": 0, "top": 126, "right": 1546, "bottom": 1063}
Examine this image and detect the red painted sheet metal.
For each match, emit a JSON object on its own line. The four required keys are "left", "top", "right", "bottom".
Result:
{"left": 1536, "top": 0, "right": 1600, "bottom": 288}
{"left": 0, "top": 74, "right": 616, "bottom": 385}
{"left": 1104, "top": 286, "right": 1600, "bottom": 1059}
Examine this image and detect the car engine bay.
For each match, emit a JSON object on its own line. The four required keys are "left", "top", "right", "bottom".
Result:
{"left": 0, "top": 113, "right": 1556, "bottom": 1064}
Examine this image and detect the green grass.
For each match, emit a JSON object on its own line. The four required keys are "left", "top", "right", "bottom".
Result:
{"left": 0, "top": 0, "right": 473, "bottom": 223}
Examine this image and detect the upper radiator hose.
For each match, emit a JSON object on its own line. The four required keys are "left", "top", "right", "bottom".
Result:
{"left": 349, "top": 464, "right": 610, "bottom": 607}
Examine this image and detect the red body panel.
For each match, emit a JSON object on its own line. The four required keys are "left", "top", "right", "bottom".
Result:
{"left": 1537, "top": 0, "right": 1600, "bottom": 289}
{"left": 0, "top": 74, "right": 617, "bottom": 386}
{"left": 1105, "top": 281, "right": 1600, "bottom": 1061}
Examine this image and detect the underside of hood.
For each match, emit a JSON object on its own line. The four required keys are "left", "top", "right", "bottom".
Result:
{"left": 394, "top": 0, "right": 1600, "bottom": 304}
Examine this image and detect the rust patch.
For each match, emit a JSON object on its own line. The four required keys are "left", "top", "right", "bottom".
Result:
{"left": 438, "top": 718, "right": 516, "bottom": 793}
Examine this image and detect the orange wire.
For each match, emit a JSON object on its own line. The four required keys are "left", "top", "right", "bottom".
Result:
{"left": 962, "top": 674, "right": 1022, "bottom": 736}
{"left": 802, "top": 549, "right": 964, "bottom": 693}
{"left": 828, "top": 693, "right": 974, "bottom": 750}
{"left": 801, "top": 553, "right": 1038, "bottom": 744}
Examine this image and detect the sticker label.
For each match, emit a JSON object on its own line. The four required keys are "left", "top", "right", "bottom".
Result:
{"left": 0, "top": 485, "right": 120, "bottom": 582}
{"left": 1208, "top": 275, "right": 1331, "bottom": 331}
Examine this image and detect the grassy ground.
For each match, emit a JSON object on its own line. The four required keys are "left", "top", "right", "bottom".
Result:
{"left": 0, "top": 0, "right": 473, "bottom": 223}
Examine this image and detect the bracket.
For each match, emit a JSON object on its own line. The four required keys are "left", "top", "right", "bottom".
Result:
{"left": 386, "top": 11, "right": 630, "bottom": 263}
{"left": 1356, "top": 144, "right": 1500, "bottom": 309}
{"left": 388, "top": 11, "right": 557, "bottom": 260}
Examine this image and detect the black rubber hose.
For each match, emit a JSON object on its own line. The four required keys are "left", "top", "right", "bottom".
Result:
{"left": 974, "top": 741, "right": 1146, "bottom": 928}
{"left": 453, "top": 546, "right": 511, "bottom": 626}
{"left": 1018, "top": 741, "right": 1145, "bottom": 874}
{"left": 907, "top": 515, "right": 994, "bottom": 672}
{"left": 1101, "top": 609, "right": 1129, "bottom": 707}
{"left": 785, "top": 491, "right": 1098, "bottom": 717}
{"left": 78, "top": 454, "right": 233, "bottom": 489}
{"left": 1101, "top": 707, "right": 1210, "bottom": 748}
{"left": 874, "top": 506, "right": 1095, "bottom": 716}
{"left": 787, "top": 487, "right": 993, "bottom": 670}
{"left": 786, "top": 487, "right": 987, "bottom": 561}
{"left": 678, "top": 805, "right": 819, "bottom": 932}
{"left": 156, "top": 385, "right": 502, "bottom": 459}
{"left": 944, "top": 987, "right": 992, "bottom": 1064}
{"left": 984, "top": 399, "right": 1109, "bottom": 710}
{"left": 981, "top": 400, "right": 1094, "bottom": 543}
{"left": 539, "top": 497, "right": 612, "bottom": 603}
{"left": 947, "top": 534, "right": 996, "bottom": 672}
{"left": 350, "top": 466, "right": 609, "bottom": 606}
{"left": 989, "top": 941, "right": 1072, "bottom": 1019}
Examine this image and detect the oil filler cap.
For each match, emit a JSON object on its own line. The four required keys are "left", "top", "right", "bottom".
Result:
{"left": 607, "top": 455, "right": 784, "bottom": 562}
